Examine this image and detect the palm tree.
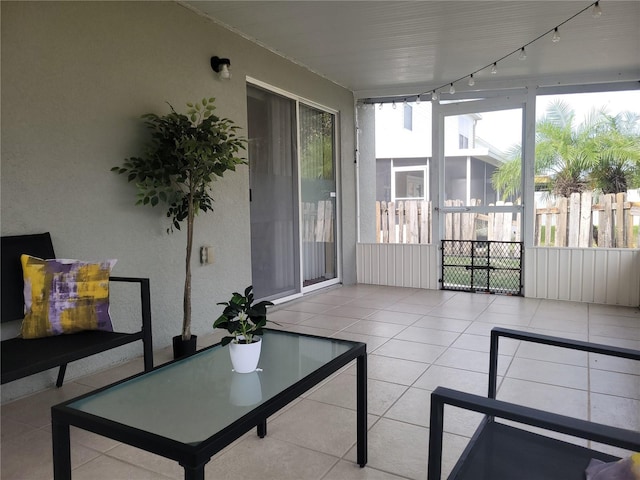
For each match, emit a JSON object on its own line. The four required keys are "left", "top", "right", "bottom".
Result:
{"left": 588, "top": 111, "right": 640, "bottom": 193}
{"left": 492, "top": 100, "right": 640, "bottom": 199}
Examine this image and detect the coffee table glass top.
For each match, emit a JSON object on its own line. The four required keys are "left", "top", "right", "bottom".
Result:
{"left": 68, "top": 330, "right": 357, "bottom": 445}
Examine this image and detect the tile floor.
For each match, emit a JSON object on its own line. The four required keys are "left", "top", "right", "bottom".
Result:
{"left": 1, "top": 285, "right": 639, "bottom": 479}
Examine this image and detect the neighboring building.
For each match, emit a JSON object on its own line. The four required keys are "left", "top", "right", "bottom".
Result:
{"left": 375, "top": 103, "right": 508, "bottom": 206}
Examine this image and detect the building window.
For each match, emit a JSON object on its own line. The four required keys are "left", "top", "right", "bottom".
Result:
{"left": 393, "top": 165, "right": 428, "bottom": 201}
{"left": 459, "top": 134, "right": 469, "bottom": 149}
{"left": 403, "top": 104, "right": 413, "bottom": 130}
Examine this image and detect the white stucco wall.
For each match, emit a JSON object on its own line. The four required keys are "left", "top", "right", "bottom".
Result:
{"left": 1, "top": 1, "right": 356, "bottom": 402}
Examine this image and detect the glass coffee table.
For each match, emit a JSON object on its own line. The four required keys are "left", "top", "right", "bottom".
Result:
{"left": 52, "top": 329, "right": 367, "bottom": 479}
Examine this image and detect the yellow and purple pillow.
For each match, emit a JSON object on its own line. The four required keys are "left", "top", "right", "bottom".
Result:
{"left": 20, "top": 255, "right": 116, "bottom": 339}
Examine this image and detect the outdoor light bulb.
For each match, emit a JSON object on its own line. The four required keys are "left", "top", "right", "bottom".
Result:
{"left": 468, "top": 75, "right": 475, "bottom": 87}
{"left": 431, "top": 91, "right": 439, "bottom": 101}
{"left": 592, "top": 1, "right": 602, "bottom": 18}
{"left": 392, "top": 101, "right": 397, "bottom": 110}
{"left": 491, "top": 63, "right": 498, "bottom": 75}
{"left": 552, "top": 28, "right": 560, "bottom": 43}
{"left": 449, "top": 83, "right": 456, "bottom": 94}
{"left": 219, "top": 63, "right": 231, "bottom": 80}
{"left": 379, "top": 103, "right": 383, "bottom": 110}
{"left": 416, "top": 95, "right": 421, "bottom": 105}
{"left": 519, "top": 47, "right": 527, "bottom": 61}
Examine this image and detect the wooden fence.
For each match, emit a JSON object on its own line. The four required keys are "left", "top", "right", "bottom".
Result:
{"left": 375, "top": 200, "right": 432, "bottom": 244}
{"left": 375, "top": 192, "right": 640, "bottom": 248}
{"left": 535, "top": 192, "right": 640, "bottom": 248}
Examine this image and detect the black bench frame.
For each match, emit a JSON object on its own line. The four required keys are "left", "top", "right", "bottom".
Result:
{"left": 427, "top": 327, "right": 640, "bottom": 480}
{"left": 1, "top": 233, "right": 153, "bottom": 387}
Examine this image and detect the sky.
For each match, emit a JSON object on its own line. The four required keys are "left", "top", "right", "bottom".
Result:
{"left": 475, "top": 89, "right": 640, "bottom": 152}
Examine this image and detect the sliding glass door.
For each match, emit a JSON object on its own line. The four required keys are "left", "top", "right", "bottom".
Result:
{"left": 300, "top": 104, "right": 337, "bottom": 288}
{"left": 247, "top": 85, "right": 299, "bottom": 300}
{"left": 247, "top": 83, "right": 339, "bottom": 301}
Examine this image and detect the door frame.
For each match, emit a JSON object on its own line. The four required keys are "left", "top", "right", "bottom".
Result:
{"left": 432, "top": 95, "right": 528, "bottom": 243}
{"left": 247, "top": 77, "right": 342, "bottom": 303}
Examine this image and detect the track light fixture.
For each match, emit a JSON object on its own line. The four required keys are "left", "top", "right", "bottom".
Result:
{"left": 210, "top": 56, "right": 231, "bottom": 80}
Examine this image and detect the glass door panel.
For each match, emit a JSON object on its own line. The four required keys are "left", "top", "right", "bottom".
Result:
{"left": 299, "top": 104, "right": 337, "bottom": 288}
{"left": 247, "top": 85, "right": 300, "bottom": 300}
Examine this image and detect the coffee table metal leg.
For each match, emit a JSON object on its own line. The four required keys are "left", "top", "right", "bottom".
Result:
{"left": 357, "top": 352, "right": 368, "bottom": 467}
{"left": 182, "top": 463, "right": 206, "bottom": 480}
{"left": 257, "top": 419, "right": 267, "bottom": 438}
{"left": 52, "top": 419, "right": 71, "bottom": 479}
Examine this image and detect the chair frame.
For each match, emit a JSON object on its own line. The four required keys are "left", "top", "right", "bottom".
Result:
{"left": 427, "top": 327, "right": 640, "bottom": 480}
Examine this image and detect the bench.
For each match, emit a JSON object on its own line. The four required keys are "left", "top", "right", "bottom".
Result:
{"left": 1, "top": 232, "right": 153, "bottom": 387}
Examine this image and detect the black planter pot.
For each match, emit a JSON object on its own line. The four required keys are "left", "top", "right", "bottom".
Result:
{"left": 172, "top": 334, "right": 198, "bottom": 359}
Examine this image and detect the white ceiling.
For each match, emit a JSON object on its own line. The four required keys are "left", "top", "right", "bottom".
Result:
{"left": 185, "top": 1, "right": 640, "bottom": 100}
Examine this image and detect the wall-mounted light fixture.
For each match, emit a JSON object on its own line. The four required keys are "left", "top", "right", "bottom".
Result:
{"left": 210, "top": 56, "right": 231, "bottom": 80}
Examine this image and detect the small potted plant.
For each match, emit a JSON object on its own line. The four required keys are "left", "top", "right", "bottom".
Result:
{"left": 213, "top": 286, "right": 275, "bottom": 373}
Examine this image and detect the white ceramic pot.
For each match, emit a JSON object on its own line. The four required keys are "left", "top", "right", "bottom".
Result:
{"left": 229, "top": 336, "right": 262, "bottom": 373}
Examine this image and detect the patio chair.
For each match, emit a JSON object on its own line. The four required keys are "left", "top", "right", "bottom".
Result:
{"left": 427, "top": 327, "right": 640, "bottom": 480}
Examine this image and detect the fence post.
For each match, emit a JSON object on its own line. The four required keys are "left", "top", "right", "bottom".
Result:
{"left": 381, "top": 201, "right": 388, "bottom": 243}
{"left": 557, "top": 197, "right": 568, "bottom": 247}
{"left": 598, "top": 194, "right": 613, "bottom": 247}
{"left": 615, "top": 192, "right": 625, "bottom": 247}
{"left": 420, "top": 200, "right": 429, "bottom": 244}
{"left": 407, "top": 200, "right": 419, "bottom": 244}
{"left": 397, "top": 201, "right": 404, "bottom": 243}
{"left": 387, "top": 201, "right": 396, "bottom": 243}
{"left": 568, "top": 193, "right": 580, "bottom": 247}
{"left": 375, "top": 201, "right": 381, "bottom": 243}
{"left": 578, "top": 191, "right": 592, "bottom": 247}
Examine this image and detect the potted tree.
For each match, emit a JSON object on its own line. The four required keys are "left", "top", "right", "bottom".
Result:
{"left": 213, "top": 286, "right": 275, "bottom": 373}
{"left": 113, "top": 98, "right": 246, "bottom": 358}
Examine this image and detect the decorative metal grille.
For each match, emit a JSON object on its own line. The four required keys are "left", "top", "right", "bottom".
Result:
{"left": 440, "top": 240, "right": 523, "bottom": 295}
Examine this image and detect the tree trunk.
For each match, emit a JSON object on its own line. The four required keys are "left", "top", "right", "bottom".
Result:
{"left": 183, "top": 191, "right": 194, "bottom": 340}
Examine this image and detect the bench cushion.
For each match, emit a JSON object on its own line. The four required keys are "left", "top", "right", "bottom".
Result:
{"left": 20, "top": 255, "right": 116, "bottom": 338}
